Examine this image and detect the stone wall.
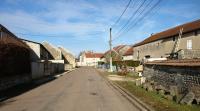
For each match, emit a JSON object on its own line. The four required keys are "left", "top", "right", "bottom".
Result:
{"left": 143, "top": 64, "right": 200, "bottom": 104}
{"left": 178, "top": 49, "right": 200, "bottom": 59}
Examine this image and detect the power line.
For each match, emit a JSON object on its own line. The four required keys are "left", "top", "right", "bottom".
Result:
{"left": 113, "top": 0, "right": 148, "bottom": 38}
{"left": 113, "top": 0, "right": 162, "bottom": 41}
{"left": 123, "top": 0, "right": 162, "bottom": 36}
{"left": 111, "top": 0, "right": 132, "bottom": 28}
{"left": 113, "top": 0, "right": 155, "bottom": 40}
{"left": 16, "top": 32, "right": 103, "bottom": 38}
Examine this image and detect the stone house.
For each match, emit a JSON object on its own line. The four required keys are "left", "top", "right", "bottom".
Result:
{"left": 133, "top": 19, "right": 200, "bottom": 61}
{"left": 104, "top": 45, "right": 131, "bottom": 62}
{"left": 123, "top": 47, "right": 134, "bottom": 61}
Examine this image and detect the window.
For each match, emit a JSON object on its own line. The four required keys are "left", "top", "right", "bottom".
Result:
{"left": 187, "top": 40, "right": 192, "bottom": 49}
{"left": 173, "top": 36, "right": 176, "bottom": 41}
{"left": 0, "top": 31, "right": 2, "bottom": 39}
{"left": 194, "top": 31, "right": 198, "bottom": 36}
{"left": 137, "top": 50, "right": 140, "bottom": 60}
{"left": 145, "top": 55, "right": 150, "bottom": 59}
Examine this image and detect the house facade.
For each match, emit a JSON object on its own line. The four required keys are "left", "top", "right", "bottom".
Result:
{"left": 78, "top": 51, "right": 103, "bottom": 66}
{"left": 133, "top": 19, "right": 200, "bottom": 61}
{"left": 123, "top": 47, "right": 134, "bottom": 61}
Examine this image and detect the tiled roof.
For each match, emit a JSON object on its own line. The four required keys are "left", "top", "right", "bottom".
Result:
{"left": 123, "top": 47, "right": 133, "bottom": 56}
{"left": 113, "top": 45, "right": 125, "bottom": 51}
{"left": 0, "top": 24, "right": 30, "bottom": 49}
{"left": 85, "top": 52, "right": 104, "bottom": 58}
{"left": 104, "top": 45, "right": 126, "bottom": 56}
{"left": 134, "top": 19, "right": 200, "bottom": 47}
{"left": 145, "top": 59, "right": 200, "bottom": 67}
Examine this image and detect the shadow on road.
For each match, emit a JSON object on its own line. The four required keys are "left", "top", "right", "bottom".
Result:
{"left": 0, "top": 76, "right": 56, "bottom": 105}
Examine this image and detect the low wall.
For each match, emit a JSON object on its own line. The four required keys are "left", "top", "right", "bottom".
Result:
{"left": 178, "top": 49, "right": 200, "bottom": 59}
{"left": 143, "top": 64, "right": 200, "bottom": 104}
{"left": 0, "top": 75, "right": 31, "bottom": 91}
{"left": 50, "top": 63, "right": 64, "bottom": 74}
{"left": 31, "top": 62, "right": 45, "bottom": 79}
{"left": 49, "top": 60, "right": 64, "bottom": 74}
{"left": 31, "top": 61, "right": 64, "bottom": 79}
{"left": 64, "top": 64, "right": 73, "bottom": 71}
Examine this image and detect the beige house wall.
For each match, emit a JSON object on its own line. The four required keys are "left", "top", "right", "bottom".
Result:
{"left": 118, "top": 46, "right": 131, "bottom": 55}
{"left": 133, "top": 29, "right": 200, "bottom": 61}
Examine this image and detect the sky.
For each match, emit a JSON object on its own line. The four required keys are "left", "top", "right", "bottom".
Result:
{"left": 0, "top": 0, "right": 200, "bottom": 56}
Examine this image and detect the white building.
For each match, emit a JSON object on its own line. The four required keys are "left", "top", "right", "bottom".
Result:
{"left": 78, "top": 51, "right": 103, "bottom": 66}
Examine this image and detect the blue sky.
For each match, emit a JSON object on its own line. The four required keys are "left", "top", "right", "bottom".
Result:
{"left": 0, "top": 0, "right": 200, "bottom": 56}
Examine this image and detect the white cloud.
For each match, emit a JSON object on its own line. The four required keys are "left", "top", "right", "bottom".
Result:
{"left": 0, "top": 0, "right": 123, "bottom": 41}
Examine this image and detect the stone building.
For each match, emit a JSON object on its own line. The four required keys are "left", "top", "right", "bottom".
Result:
{"left": 59, "top": 47, "right": 76, "bottom": 70}
{"left": 104, "top": 45, "right": 131, "bottom": 62}
{"left": 22, "top": 39, "right": 53, "bottom": 61}
{"left": 22, "top": 39, "right": 54, "bottom": 79}
{"left": 0, "top": 24, "right": 30, "bottom": 77}
{"left": 0, "top": 24, "right": 31, "bottom": 91}
{"left": 123, "top": 47, "right": 134, "bottom": 61}
{"left": 133, "top": 19, "right": 200, "bottom": 61}
{"left": 42, "top": 42, "right": 65, "bottom": 73}
{"left": 42, "top": 42, "right": 62, "bottom": 60}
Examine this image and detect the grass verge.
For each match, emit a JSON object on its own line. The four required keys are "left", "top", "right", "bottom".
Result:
{"left": 115, "top": 81, "right": 200, "bottom": 111}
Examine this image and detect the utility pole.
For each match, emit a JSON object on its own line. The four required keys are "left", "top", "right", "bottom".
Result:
{"left": 109, "top": 28, "right": 113, "bottom": 72}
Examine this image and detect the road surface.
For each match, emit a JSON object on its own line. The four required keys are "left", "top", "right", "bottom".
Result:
{"left": 0, "top": 67, "right": 140, "bottom": 111}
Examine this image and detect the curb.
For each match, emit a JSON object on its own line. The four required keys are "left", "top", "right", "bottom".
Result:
{"left": 97, "top": 70, "right": 154, "bottom": 111}
{"left": 54, "top": 69, "right": 75, "bottom": 78}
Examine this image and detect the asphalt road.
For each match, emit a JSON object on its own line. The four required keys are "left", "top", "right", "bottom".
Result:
{"left": 0, "top": 67, "right": 140, "bottom": 111}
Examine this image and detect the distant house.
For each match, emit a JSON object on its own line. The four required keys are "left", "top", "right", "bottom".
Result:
{"left": 104, "top": 45, "right": 131, "bottom": 62}
{"left": 133, "top": 19, "right": 200, "bottom": 61}
{"left": 123, "top": 47, "right": 134, "bottom": 61}
{"left": 78, "top": 51, "right": 104, "bottom": 66}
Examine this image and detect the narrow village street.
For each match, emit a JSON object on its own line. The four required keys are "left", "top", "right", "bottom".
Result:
{"left": 1, "top": 0, "right": 200, "bottom": 111}
{"left": 0, "top": 67, "right": 140, "bottom": 111}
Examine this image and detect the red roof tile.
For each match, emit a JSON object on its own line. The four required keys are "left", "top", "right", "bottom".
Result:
{"left": 123, "top": 47, "right": 133, "bottom": 56}
{"left": 85, "top": 52, "right": 103, "bottom": 58}
{"left": 134, "top": 19, "right": 200, "bottom": 47}
{"left": 104, "top": 45, "right": 126, "bottom": 56}
{"left": 145, "top": 59, "right": 200, "bottom": 67}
